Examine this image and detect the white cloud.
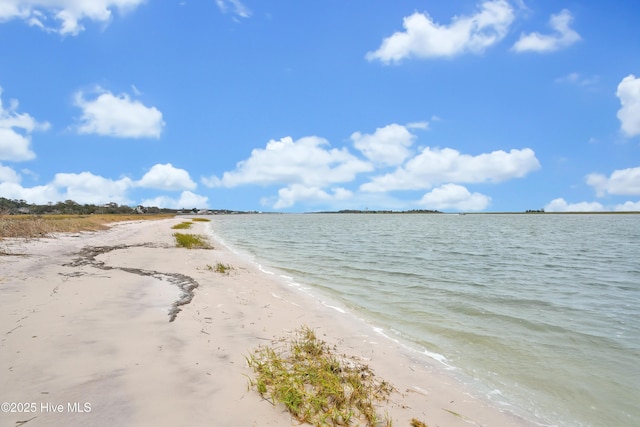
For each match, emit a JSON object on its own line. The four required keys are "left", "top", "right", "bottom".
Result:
{"left": 586, "top": 166, "right": 640, "bottom": 197}
{"left": 136, "top": 163, "right": 196, "bottom": 191}
{"left": 215, "top": 0, "right": 250, "bottom": 18}
{"left": 544, "top": 198, "right": 605, "bottom": 212}
{"left": 0, "top": 88, "right": 50, "bottom": 161}
{"left": 350, "top": 123, "right": 418, "bottom": 166}
{"left": 0, "top": 163, "right": 21, "bottom": 183}
{"left": 361, "top": 147, "right": 540, "bottom": 192}
{"left": 616, "top": 75, "right": 640, "bottom": 137}
{"left": 74, "top": 88, "right": 165, "bottom": 139}
{"left": 555, "top": 72, "right": 598, "bottom": 86}
{"left": 0, "top": 171, "right": 133, "bottom": 205}
{"left": 0, "top": 182, "right": 59, "bottom": 204}
{"left": 52, "top": 172, "right": 134, "bottom": 205}
{"left": 0, "top": 0, "right": 147, "bottom": 35}
{"left": 203, "top": 136, "right": 373, "bottom": 188}
{"left": 418, "top": 183, "right": 490, "bottom": 211}
{"left": 141, "top": 191, "right": 209, "bottom": 209}
{"left": 273, "top": 185, "right": 352, "bottom": 210}
{"left": 614, "top": 201, "right": 640, "bottom": 212}
{"left": 0, "top": 167, "right": 209, "bottom": 208}
{"left": 366, "top": 0, "right": 514, "bottom": 63}
{"left": 406, "top": 121, "right": 430, "bottom": 130}
{"left": 512, "top": 9, "right": 581, "bottom": 53}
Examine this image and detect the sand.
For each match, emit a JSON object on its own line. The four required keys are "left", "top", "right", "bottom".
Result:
{"left": 0, "top": 217, "right": 537, "bottom": 426}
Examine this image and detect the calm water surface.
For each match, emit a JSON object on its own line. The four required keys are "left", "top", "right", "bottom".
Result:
{"left": 206, "top": 213, "right": 640, "bottom": 427}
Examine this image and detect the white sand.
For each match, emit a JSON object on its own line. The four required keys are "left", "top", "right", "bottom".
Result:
{"left": 0, "top": 218, "right": 538, "bottom": 426}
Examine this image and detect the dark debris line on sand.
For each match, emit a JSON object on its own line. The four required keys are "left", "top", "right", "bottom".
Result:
{"left": 63, "top": 244, "right": 199, "bottom": 322}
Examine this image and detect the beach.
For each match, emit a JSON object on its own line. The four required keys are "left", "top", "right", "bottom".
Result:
{"left": 0, "top": 217, "right": 535, "bottom": 426}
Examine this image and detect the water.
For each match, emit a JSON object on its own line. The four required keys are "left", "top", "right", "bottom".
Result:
{"left": 205, "top": 213, "right": 640, "bottom": 427}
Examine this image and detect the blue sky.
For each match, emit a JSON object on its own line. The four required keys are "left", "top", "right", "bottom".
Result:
{"left": 0, "top": 0, "right": 639, "bottom": 212}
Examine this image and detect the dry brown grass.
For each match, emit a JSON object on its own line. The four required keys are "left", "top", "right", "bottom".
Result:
{"left": 0, "top": 214, "right": 174, "bottom": 240}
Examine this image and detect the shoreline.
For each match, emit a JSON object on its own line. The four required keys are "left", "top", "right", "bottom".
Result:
{"left": 1, "top": 217, "right": 539, "bottom": 426}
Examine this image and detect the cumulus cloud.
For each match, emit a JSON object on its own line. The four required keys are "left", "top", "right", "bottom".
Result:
{"left": 361, "top": 147, "right": 540, "bottom": 192}
{"left": 616, "top": 75, "right": 640, "bottom": 137}
{"left": 215, "top": 0, "right": 250, "bottom": 18}
{"left": 366, "top": 0, "right": 514, "bottom": 63}
{"left": 141, "top": 191, "right": 209, "bottom": 210}
{"left": 52, "top": 172, "right": 134, "bottom": 205}
{"left": 0, "top": 171, "right": 133, "bottom": 205}
{"left": 350, "top": 123, "right": 418, "bottom": 166}
{"left": 74, "top": 88, "right": 165, "bottom": 139}
{"left": 512, "top": 9, "right": 581, "bottom": 53}
{"left": 544, "top": 198, "right": 605, "bottom": 212}
{"left": 203, "top": 136, "right": 373, "bottom": 188}
{"left": 273, "top": 185, "right": 352, "bottom": 210}
{"left": 0, "top": 182, "right": 59, "bottom": 204}
{"left": 614, "top": 201, "right": 640, "bottom": 211}
{"left": 0, "top": 166, "right": 208, "bottom": 208}
{"left": 0, "top": 88, "right": 50, "bottom": 161}
{"left": 0, "top": 163, "right": 22, "bottom": 183}
{"left": 0, "top": 0, "right": 147, "bottom": 35}
{"left": 136, "top": 163, "right": 196, "bottom": 191}
{"left": 418, "top": 183, "right": 490, "bottom": 211}
{"left": 586, "top": 166, "right": 640, "bottom": 197}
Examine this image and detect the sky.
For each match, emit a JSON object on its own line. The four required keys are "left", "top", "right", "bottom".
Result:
{"left": 0, "top": 0, "right": 639, "bottom": 213}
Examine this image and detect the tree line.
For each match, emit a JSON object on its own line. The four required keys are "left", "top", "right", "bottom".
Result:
{"left": 0, "top": 198, "right": 177, "bottom": 215}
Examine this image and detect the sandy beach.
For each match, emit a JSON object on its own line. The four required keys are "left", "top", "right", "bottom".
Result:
{"left": 0, "top": 217, "right": 536, "bottom": 426}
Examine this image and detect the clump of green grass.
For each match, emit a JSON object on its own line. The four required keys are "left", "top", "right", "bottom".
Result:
{"left": 207, "top": 262, "right": 233, "bottom": 274}
{"left": 191, "top": 217, "right": 211, "bottom": 222}
{"left": 171, "top": 221, "right": 193, "bottom": 230}
{"left": 172, "top": 233, "right": 212, "bottom": 249}
{"left": 246, "top": 326, "right": 394, "bottom": 426}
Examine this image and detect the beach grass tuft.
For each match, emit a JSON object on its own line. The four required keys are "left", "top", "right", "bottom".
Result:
{"left": 191, "top": 218, "right": 211, "bottom": 222}
{"left": 207, "top": 262, "right": 233, "bottom": 274}
{"left": 172, "top": 232, "right": 212, "bottom": 249}
{"left": 171, "top": 221, "right": 193, "bottom": 230}
{"left": 246, "top": 326, "right": 394, "bottom": 426}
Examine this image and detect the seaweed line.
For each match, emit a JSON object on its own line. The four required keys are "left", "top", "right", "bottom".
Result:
{"left": 64, "top": 244, "right": 199, "bottom": 322}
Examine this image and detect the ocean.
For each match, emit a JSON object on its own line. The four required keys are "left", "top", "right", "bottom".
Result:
{"left": 205, "top": 213, "right": 640, "bottom": 427}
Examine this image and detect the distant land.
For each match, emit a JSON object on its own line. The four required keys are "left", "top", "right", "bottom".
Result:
{"left": 1, "top": 198, "right": 638, "bottom": 216}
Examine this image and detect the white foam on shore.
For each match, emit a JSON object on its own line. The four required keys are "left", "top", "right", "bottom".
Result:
{"left": 322, "top": 303, "right": 347, "bottom": 314}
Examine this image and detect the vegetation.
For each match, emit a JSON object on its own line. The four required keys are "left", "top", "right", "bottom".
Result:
{"left": 172, "top": 233, "right": 212, "bottom": 249}
{"left": 246, "top": 326, "right": 394, "bottom": 426}
{"left": 191, "top": 218, "right": 211, "bottom": 222}
{"left": 0, "top": 214, "right": 172, "bottom": 240}
{"left": 207, "top": 262, "right": 233, "bottom": 274}
{"left": 0, "top": 197, "right": 179, "bottom": 215}
{"left": 171, "top": 222, "right": 193, "bottom": 229}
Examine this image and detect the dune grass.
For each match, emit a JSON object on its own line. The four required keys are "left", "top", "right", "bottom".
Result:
{"left": 191, "top": 218, "right": 211, "bottom": 222}
{"left": 172, "top": 232, "right": 212, "bottom": 249}
{"left": 171, "top": 221, "right": 193, "bottom": 230}
{"left": 246, "top": 326, "right": 394, "bottom": 427}
{"left": 207, "top": 262, "right": 233, "bottom": 274}
{"left": 0, "top": 214, "right": 173, "bottom": 240}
